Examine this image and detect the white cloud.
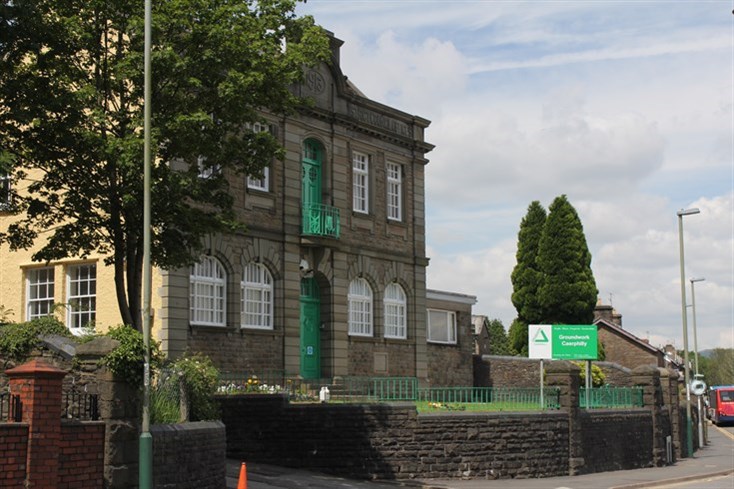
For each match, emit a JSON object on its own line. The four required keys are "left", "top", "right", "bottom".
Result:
{"left": 300, "top": 1, "right": 734, "bottom": 352}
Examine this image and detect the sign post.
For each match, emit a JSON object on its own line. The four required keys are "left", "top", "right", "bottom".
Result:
{"left": 529, "top": 325, "right": 598, "bottom": 408}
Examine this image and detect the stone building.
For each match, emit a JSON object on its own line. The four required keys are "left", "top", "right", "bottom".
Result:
{"left": 593, "top": 302, "right": 666, "bottom": 369}
{"left": 1, "top": 34, "right": 476, "bottom": 384}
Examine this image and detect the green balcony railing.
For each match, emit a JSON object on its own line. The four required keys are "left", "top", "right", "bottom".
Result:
{"left": 580, "top": 386, "right": 644, "bottom": 409}
{"left": 302, "top": 203, "right": 340, "bottom": 238}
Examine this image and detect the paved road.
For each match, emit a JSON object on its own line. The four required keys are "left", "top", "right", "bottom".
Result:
{"left": 227, "top": 423, "right": 734, "bottom": 489}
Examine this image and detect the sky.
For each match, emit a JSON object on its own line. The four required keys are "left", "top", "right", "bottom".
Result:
{"left": 296, "top": 0, "right": 734, "bottom": 352}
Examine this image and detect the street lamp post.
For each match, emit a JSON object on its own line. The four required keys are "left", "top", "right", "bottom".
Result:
{"left": 690, "top": 277, "right": 705, "bottom": 446}
{"left": 139, "top": 0, "right": 153, "bottom": 487}
{"left": 677, "top": 207, "right": 700, "bottom": 458}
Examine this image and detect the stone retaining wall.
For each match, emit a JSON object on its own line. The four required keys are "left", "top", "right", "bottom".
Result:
{"left": 220, "top": 395, "right": 570, "bottom": 480}
{"left": 219, "top": 361, "right": 677, "bottom": 482}
{"left": 151, "top": 421, "right": 226, "bottom": 489}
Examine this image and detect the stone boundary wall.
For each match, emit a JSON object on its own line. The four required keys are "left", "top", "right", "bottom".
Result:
{"left": 477, "top": 356, "right": 636, "bottom": 388}
{"left": 151, "top": 421, "right": 226, "bottom": 489}
{"left": 219, "top": 393, "right": 658, "bottom": 481}
{"left": 477, "top": 355, "right": 541, "bottom": 388}
{"left": 577, "top": 410, "right": 653, "bottom": 474}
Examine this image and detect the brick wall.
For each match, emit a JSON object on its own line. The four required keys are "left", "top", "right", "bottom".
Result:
{"left": 0, "top": 424, "right": 28, "bottom": 488}
{"left": 151, "top": 421, "right": 226, "bottom": 489}
{"left": 3, "top": 359, "right": 106, "bottom": 489}
{"left": 58, "top": 421, "right": 106, "bottom": 489}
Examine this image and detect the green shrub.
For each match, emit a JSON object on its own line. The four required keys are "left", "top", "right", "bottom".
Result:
{"left": 574, "top": 361, "right": 606, "bottom": 387}
{"left": 173, "top": 353, "right": 220, "bottom": 421}
{"left": 0, "top": 316, "right": 72, "bottom": 362}
{"left": 150, "top": 370, "right": 182, "bottom": 424}
{"left": 100, "top": 325, "right": 163, "bottom": 385}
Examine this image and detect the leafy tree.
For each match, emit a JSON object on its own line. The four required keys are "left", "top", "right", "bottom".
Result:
{"left": 699, "top": 349, "right": 734, "bottom": 386}
{"left": 0, "top": 0, "right": 330, "bottom": 331}
{"left": 508, "top": 318, "right": 528, "bottom": 356}
{"left": 485, "top": 318, "right": 513, "bottom": 355}
{"left": 536, "top": 195, "right": 598, "bottom": 324}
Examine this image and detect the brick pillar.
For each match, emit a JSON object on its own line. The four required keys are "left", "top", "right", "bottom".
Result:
{"left": 632, "top": 365, "right": 667, "bottom": 466}
{"left": 6, "top": 359, "right": 67, "bottom": 489}
{"left": 545, "top": 360, "right": 583, "bottom": 475}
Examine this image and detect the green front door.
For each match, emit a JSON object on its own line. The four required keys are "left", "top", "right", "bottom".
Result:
{"left": 300, "top": 277, "right": 321, "bottom": 379}
{"left": 302, "top": 140, "right": 322, "bottom": 208}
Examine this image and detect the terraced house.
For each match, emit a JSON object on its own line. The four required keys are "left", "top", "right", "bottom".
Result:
{"left": 0, "top": 34, "right": 476, "bottom": 384}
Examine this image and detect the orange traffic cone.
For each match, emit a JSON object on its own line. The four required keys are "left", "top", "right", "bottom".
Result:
{"left": 237, "top": 462, "right": 247, "bottom": 489}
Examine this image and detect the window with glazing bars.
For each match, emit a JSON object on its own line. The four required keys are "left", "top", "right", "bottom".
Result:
{"left": 348, "top": 278, "right": 373, "bottom": 336}
{"left": 241, "top": 262, "right": 273, "bottom": 329}
{"left": 352, "top": 152, "right": 369, "bottom": 213}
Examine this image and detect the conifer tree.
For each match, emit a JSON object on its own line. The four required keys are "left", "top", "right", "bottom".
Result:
{"left": 510, "top": 200, "right": 547, "bottom": 354}
{"left": 485, "top": 318, "right": 513, "bottom": 355}
{"left": 536, "top": 195, "right": 598, "bottom": 324}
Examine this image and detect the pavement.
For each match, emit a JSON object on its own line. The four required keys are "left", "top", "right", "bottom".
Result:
{"left": 226, "top": 423, "right": 734, "bottom": 489}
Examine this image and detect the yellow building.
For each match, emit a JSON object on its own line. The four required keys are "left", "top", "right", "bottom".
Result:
{"left": 1, "top": 34, "right": 476, "bottom": 386}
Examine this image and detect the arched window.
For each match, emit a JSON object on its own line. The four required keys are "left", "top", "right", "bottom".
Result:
{"left": 241, "top": 262, "right": 273, "bottom": 329}
{"left": 190, "top": 256, "right": 226, "bottom": 326}
{"left": 384, "top": 283, "right": 407, "bottom": 339}
{"left": 348, "top": 278, "right": 373, "bottom": 336}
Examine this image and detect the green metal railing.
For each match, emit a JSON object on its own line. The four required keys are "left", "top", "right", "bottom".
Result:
{"left": 337, "top": 376, "right": 418, "bottom": 401}
{"left": 417, "top": 386, "right": 561, "bottom": 410}
{"left": 216, "top": 373, "right": 564, "bottom": 410}
{"left": 302, "top": 203, "right": 340, "bottom": 238}
{"left": 579, "top": 386, "right": 644, "bottom": 408}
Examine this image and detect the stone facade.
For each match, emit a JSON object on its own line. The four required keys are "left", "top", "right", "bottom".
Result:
{"left": 426, "top": 290, "right": 477, "bottom": 386}
{"left": 596, "top": 318, "right": 665, "bottom": 369}
{"left": 158, "top": 34, "right": 440, "bottom": 382}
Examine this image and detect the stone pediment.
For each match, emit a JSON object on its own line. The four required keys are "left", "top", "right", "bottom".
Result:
{"left": 292, "top": 35, "right": 433, "bottom": 152}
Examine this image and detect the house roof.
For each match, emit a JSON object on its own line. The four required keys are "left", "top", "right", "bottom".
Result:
{"left": 593, "top": 317, "right": 663, "bottom": 356}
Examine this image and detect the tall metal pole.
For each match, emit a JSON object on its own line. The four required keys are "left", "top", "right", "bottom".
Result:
{"left": 690, "top": 277, "right": 705, "bottom": 446}
{"left": 139, "top": 0, "right": 153, "bottom": 486}
{"left": 677, "top": 208, "right": 699, "bottom": 458}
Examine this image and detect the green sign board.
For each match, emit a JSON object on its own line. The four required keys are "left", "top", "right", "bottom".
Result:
{"left": 529, "top": 324, "right": 598, "bottom": 360}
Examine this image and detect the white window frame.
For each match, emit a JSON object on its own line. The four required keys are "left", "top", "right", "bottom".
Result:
{"left": 27, "top": 267, "right": 55, "bottom": 320}
{"left": 348, "top": 278, "right": 373, "bottom": 337}
{"left": 246, "top": 122, "right": 270, "bottom": 191}
{"left": 352, "top": 152, "right": 369, "bottom": 213}
{"left": 190, "top": 256, "right": 227, "bottom": 327}
{"left": 386, "top": 161, "right": 402, "bottom": 222}
{"left": 66, "top": 264, "right": 96, "bottom": 332}
{"left": 427, "top": 309, "right": 457, "bottom": 344}
{"left": 384, "top": 283, "right": 407, "bottom": 339}
{"left": 241, "top": 262, "right": 273, "bottom": 330}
